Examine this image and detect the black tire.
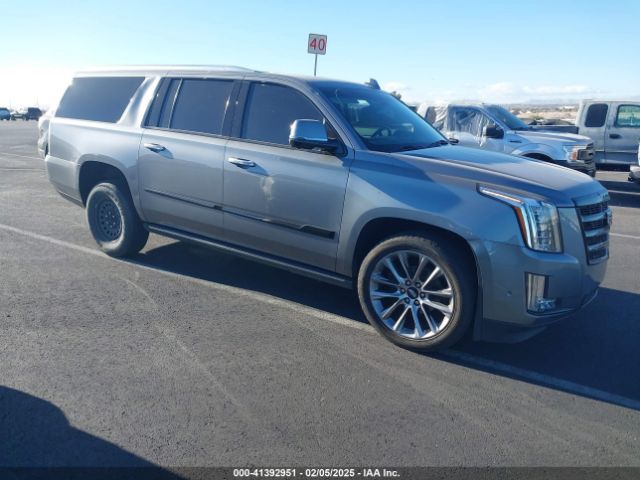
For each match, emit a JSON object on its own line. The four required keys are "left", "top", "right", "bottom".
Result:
{"left": 86, "top": 181, "right": 148, "bottom": 257}
{"left": 357, "top": 233, "right": 476, "bottom": 351}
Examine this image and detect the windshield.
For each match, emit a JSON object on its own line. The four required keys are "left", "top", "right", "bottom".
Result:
{"left": 320, "top": 86, "right": 446, "bottom": 153}
{"left": 485, "top": 105, "right": 531, "bottom": 131}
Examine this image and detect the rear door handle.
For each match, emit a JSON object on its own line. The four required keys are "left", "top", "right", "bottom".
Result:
{"left": 227, "top": 157, "right": 256, "bottom": 168}
{"left": 609, "top": 133, "right": 622, "bottom": 139}
{"left": 144, "top": 142, "right": 166, "bottom": 152}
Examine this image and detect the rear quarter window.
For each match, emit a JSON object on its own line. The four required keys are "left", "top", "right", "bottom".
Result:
{"left": 584, "top": 103, "right": 608, "bottom": 128}
{"left": 56, "top": 76, "right": 144, "bottom": 123}
{"left": 169, "top": 79, "right": 234, "bottom": 135}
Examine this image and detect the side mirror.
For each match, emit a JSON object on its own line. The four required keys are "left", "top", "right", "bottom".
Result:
{"left": 289, "top": 119, "right": 339, "bottom": 154}
{"left": 483, "top": 124, "right": 504, "bottom": 139}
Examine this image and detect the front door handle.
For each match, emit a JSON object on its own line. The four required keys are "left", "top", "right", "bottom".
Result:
{"left": 227, "top": 157, "right": 256, "bottom": 168}
{"left": 609, "top": 133, "right": 622, "bottom": 139}
{"left": 144, "top": 142, "right": 166, "bottom": 153}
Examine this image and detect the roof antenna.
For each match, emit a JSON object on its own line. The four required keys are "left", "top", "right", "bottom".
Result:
{"left": 365, "top": 78, "right": 380, "bottom": 90}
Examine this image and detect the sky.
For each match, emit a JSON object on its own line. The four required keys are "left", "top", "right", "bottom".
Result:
{"left": 0, "top": 0, "right": 638, "bottom": 108}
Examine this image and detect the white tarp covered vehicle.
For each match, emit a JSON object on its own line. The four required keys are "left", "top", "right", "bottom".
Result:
{"left": 417, "top": 103, "right": 596, "bottom": 176}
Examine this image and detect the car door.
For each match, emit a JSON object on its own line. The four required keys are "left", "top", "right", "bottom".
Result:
{"left": 579, "top": 102, "right": 608, "bottom": 163}
{"left": 605, "top": 103, "right": 640, "bottom": 164}
{"left": 138, "top": 77, "right": 237, "bottom": 239}
{"left": 222, "top": 81, "right": 350, "bottom": 271}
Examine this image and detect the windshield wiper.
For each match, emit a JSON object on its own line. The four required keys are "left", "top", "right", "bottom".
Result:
{"left": 398, "top": 139, "right": 449, "bottom": 152}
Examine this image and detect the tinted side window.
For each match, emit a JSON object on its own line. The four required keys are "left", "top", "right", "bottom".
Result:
{"left": 159, "top": 79, "right": 180, "bottom": 129}
{"left": 144, "top": 79, "right": 171, "bottom": 127}
{"left": 615, "top": 105, "right": 640, "bottom": 128}
{"left": 56, "top": 77, "right": 144, "bottom": 123}
{"left": 170, "top": 79, "right": 233, "bottom": 135}
{"left": 584, "top": 103, "right": 608, "bottom": 128}
{"left": 242, "top": 83, "right": 323, "bottom": 145}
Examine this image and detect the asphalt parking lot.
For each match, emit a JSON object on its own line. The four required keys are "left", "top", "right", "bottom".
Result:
{"left": 1, "top": 121, "right": 639, "bottom": 468}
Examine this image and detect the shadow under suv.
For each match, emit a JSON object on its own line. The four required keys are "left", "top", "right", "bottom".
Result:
{"left": 42, "top": 66, "right": 611, "bottom": 351}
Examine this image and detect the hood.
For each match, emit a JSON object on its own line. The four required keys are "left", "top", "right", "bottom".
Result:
{"left": 398, "top": 145, "right": 605, "bottom": 207}
{"left": 515, "top": 129, "right": 592, "bottom": 145}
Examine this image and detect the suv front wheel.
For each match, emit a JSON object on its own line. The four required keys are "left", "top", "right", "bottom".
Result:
{"left": 358, "top": 233, "right": 476, "bottom": 351}
{"left": 86, "top": 181, "right": 149, "bottom": 257}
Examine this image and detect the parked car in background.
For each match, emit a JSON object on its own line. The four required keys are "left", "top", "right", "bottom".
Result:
{"left": 418, "top": 103, "right": 596, "bottom": 176}
{"left": 11, "top": 109, "right": 26, "bottom": 120}
{"left": 37, "top": 110, "right": 52, "bottom": 157}
{"left": 11, "top": 107, "right": 43, "bottom": 121}
{"left": 629, "top": 140, "right": 640, "bottom": 184}
{"left": 44, "top": 66, "right": 610, "bottom": 351}
{"left": 574, "top": 100, "right": 640, "bottom": 166}
{"left": 528, "top": 118, "right": 579, "bottom": 134}
{"left": 0, "top": 107, "right": 11, "bottom": 120}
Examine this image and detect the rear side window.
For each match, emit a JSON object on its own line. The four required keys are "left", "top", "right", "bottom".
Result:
{"left": 615, "top": 105, "right": 640, "bottom": 128}
{"left": 584, "top": 103, "right": 608, "bottom": 128}
{"left": 169, "top": 79, "right": 234, "bottom": 135}
{"left": 56, "top": 77, "right": 144, "bottom": 123}
{"left": 241, "top": 83, "right": 323, "bottom": 145}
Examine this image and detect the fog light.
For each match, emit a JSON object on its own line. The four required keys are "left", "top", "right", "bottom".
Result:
{"left": 526, "top": 273, "right": 557, "bottom": 313}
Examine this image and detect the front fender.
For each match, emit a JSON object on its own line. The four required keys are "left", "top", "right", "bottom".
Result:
{"left": 335, "top": 157, "right": 525, "bottom": 277}
{"left": 511, "top": 143, "right": 561, "bottom": 161}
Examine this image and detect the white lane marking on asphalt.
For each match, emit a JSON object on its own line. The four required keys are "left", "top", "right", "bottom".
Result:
{"left": 2, "top": 221, "right": 639, "bottom": 411}
{"left": 440, "top": 350, "right": 640, "bottom": 411}
{"left": 0, "top": 152, "right": 41, "bottom": 161}
{"left": 0, "top": 222, "right": 373, "bottom": 335}
{"left": 0, "top": 167, "right": 43, "bottom": 171}
{"left": 611, "top": 232, "right": 640, "bottom": 240}
{"left": 608, "top": 189, "right": 640, "bottom": 196}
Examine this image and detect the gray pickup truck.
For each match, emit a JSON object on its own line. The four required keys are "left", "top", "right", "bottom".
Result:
{"left": 43, "top": 66, "right": 611, "bottom": 351}
{"left": 575, "top": 100, "right": 640, "bottom": 166}
{"left": 508, "top": 100, "right": 640, "bottom": 166}
{"left": 418, "top": 103, "right": 596, "bottom": 176}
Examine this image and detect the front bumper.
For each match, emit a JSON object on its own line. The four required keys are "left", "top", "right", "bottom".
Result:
{"left": 629, "top": 166, "right": 640, "bottom": 183}
{"left": 554, "top": 159, "right": 596, "bottom": 177}
{"left": 470, "top": 207, "right": 607, "bottom": 342}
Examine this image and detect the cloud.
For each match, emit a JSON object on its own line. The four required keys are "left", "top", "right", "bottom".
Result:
{"left": 477, "top": 82, "right": 600, "bottom": 103}
{"left": 381, "top": 81, "right": 423, "bottom": 103}
{"left": 380, "top": 80, "right": 603, "bottom": 106}
{"left": 523, "top": 85, "right": 592, "bottom": 95}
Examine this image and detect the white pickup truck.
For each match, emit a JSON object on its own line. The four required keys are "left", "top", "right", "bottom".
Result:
{"left": 574, "top": 100, "right": 640, "bottom": 166}
{"left": 418, "top": 103, "right": 596, "bottom": 176}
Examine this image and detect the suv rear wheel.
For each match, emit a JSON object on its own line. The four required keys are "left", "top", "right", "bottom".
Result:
{"left": 86, "top": 181, "right": 148, "bottom": 257}
{"left": 358, "top": 233, "right": 476, "bottom": 351}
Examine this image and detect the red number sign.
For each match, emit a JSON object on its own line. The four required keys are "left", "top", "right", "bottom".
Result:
{"left": 308, "top": 34, "right": 327, "bottom": 55}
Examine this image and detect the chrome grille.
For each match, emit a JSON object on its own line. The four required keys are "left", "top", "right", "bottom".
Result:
{"left": 575, "top": 193, "right": 611, "bottom": 264}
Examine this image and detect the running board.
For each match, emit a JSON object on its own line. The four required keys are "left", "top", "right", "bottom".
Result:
{"left": 145, "top": 223, "right": 353, "bottom": 289}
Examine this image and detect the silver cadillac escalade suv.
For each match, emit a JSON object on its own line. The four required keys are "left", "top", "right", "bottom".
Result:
{"left": 43, "top": 66, "right": 611, "bottom": 351}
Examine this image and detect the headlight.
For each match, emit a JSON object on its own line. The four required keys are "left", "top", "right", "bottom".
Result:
{"left": 563, "top": 145, "right": 587, "bottom": 162}
{"left": 479, "top": 186, "right": 562, "bottom": 253}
